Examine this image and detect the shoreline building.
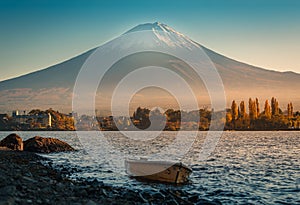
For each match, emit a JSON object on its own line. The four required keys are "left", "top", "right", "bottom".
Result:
{"left": 12, "top": 110, "right": 52, "bottom": 128}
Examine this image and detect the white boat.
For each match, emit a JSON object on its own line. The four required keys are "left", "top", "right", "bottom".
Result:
{"left": 125, "top": 159, "right": 192, "bottom": 184}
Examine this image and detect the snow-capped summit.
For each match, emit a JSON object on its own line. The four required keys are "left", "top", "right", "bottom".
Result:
{"left": 125, "top": 22, "right": 174, "bottom": 34}
{"left": 124, "top": 22, "right": 165, "bottom": 33}
{"left": 124, "top": 22, "right": 200, "bottom": 49}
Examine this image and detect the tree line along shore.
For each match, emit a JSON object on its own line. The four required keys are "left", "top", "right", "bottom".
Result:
{"left": 0, "top": 97, "right": 299, "bottom": 131}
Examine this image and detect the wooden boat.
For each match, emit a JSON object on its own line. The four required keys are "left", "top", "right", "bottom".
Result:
{"left": 125, "top": 159, "right": 192, "bottom": 184}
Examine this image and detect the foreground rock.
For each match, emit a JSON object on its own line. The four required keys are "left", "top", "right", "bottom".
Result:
{"left": 0, "top": 150, "right": 221, "bottom": 205}
{"left": 0, "top": 133, "right": 23, "bottom": 151}
{"left": 0, "top": 146, "right": 12, "bottom": 151}
{"left": 24, "top": 136, "right": 75, "bottom": 153}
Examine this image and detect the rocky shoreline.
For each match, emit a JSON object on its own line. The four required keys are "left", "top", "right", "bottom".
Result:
{"left": 0, "top": 133, "right": 222, "bottom": 205}
{"left": 0, "top": 150, "right": 225, "bottom": 205}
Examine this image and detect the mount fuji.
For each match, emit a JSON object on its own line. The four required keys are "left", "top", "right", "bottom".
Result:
{"left": 0, "top": 22, "right": 299, "bottom": 113}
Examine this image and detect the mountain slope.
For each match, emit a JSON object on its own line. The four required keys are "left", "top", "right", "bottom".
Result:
{"left": 0, "top": 22, "right": 299, "bottom": 113}
{"left": 0, "top": 49, "right": 95, "bottom": 90}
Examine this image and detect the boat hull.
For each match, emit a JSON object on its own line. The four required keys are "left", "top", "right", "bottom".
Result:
{"left": 125, "top": 160, "right": 192, "bottom": 184}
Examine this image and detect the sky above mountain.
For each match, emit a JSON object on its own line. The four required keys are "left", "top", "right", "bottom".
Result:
{"left": 0, "top": 0, "right": 299, "bottom": 81}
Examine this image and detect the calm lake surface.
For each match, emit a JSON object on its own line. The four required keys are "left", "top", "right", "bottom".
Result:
{"left": 0, "top": 131, "right": 299, "bottom": 204}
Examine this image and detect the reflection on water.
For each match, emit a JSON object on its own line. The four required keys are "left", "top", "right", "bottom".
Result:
{"left": 0, "top": 131, "right": 299, "bottom": 204}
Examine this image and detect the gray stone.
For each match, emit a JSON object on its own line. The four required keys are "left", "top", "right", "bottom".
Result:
{"left": 22, "top": 176, "right": 38, "bottom": 183}
{"left": 76, "top": 189, "right": 88, "bottom": 197}
{"left": 0, "top": 196, "right": 15, "bottom": 205}
{"left": 41, "top": 186, "right": 53, "bottom": 194}
{"left": 24, "top": 172, "right": 33, "bottom": 177}
{"left": 86, "top": 200, "right": 98, "bottom": 205}
{"left": 0, "top": 186, "right": 16, "bottom": 196}
{"left": 36, "top": 199, "right": 42, "bottom": 204}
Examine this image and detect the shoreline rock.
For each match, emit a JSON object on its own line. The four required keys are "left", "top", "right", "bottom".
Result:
{"left": 0, "top": 134, "right": 75, "bottom": 153}
{"left": 24, "top": 136, "right": 75, "bottom": 153}
{"left": 0, "top": 133, "right": 23, "bottom": 151}
{"left": 0, "top": 150, "right": 211, "bottom": 205}
{"left": 0, "top": 134, "right": 221, "bottom": 204}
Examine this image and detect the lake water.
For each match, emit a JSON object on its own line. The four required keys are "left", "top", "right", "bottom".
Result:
{"left": 0, "top": 131, "right": 299, "bottom": 204}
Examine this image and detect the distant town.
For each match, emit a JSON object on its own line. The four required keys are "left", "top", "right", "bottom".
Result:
{"left": 0, "top": 97, "right": 299, "bottom": 131}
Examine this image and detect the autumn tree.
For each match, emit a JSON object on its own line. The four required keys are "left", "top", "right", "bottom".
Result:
{"left": 256, "top": 98, "right": 260, "bottom": 116}
{"left": 264, "top": 100, "right": 271, "bottom": 119}
{"left": 290, "top": 102, "right": 293, "bottom": 118}
{"left": 287, "top": 102, "right": 293, "bottom": 118}
{"left": 249, "top": 98, "right": 257, "bottom": 120}
{"left": 133, "top": 107, "right": 151, "bottom": 129}
{"left": 165, "top": 109, "right": 181, "bottom": 122}
{"left": 271, "top": 97, "right": 279, "bottom": 116}
{"left": 239, "top": 100, "right": 247, "bottom": 119}
{"left": 133, "top": 107, "right": 150, "bottom": 120}
{"left": 231, "top": 100, "right": 238, "bottom": 121}
{"left": 226, "top": 112, "right": 232, "bottom": 123}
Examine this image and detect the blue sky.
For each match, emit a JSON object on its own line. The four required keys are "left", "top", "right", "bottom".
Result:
{"left": 0, "top": 0, "right": 299, "bottom": 81}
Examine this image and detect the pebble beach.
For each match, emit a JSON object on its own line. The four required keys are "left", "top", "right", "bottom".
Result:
{"left": 0, "top": 149, "right": 220, "bottom": 205}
